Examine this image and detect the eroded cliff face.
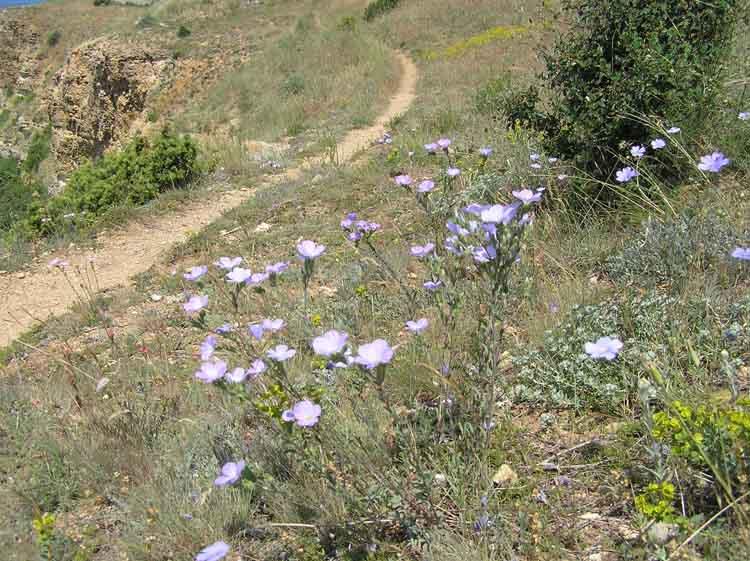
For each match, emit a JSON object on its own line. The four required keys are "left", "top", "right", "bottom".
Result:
{"left": 45, "top": 38, "right": 175, "bottom": 170}
{"left": 0, "top": 14, "right": 40, "bottom": 91}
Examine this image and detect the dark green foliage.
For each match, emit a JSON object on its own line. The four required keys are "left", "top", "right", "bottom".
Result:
{"left": 33, "top": 130, "right": 199, "bottom": 234}
{"left": 93, "top": 0, "right": 111, "bottom": 5}
{"left": 0, "top": 157, "right": 46, "bottom": 232}
{"left": 282, "top": 74, "right": 305, "bottom": 96}
{"left": 475, "top": 77, "right": 543, "bottom": 129}
{"left": 509, "top": 0, "right": 740, "bottom": 176}
{"left": 46, "top": 30, "right": 61, "bottom": 47}
{"left": 605, "top": 211, "right": 740, "bottom": 286}
{"left": 364, "top": 0, "right": 400, "bottom": 21}
{"left": 22, "top": 126, "right": 51, "bottom": 174}
{"left": 177, "top": 25, "right": 192, "bottom": 38}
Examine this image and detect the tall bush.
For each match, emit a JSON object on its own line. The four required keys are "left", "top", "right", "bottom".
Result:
{"left": 519, "top": 0, "right": 740, "bottom": 177}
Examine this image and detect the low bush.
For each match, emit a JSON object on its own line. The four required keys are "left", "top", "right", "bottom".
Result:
{"left": 22, "top": 126, "right": 51, "bottom": 174}
{"left": 46, "top": 30, "right": 61, "bottom": 47}
{"left": 0, "top": 157, "right": 46, "bottom": 232}
{"left": 32, "top": 129, "right": 199, "bottom": 234}
{"left": 511, "top": 293, "right": 675, "bottom": 411}
{"left": 605, "top": 210, "right": 740, "bottom": 286}
{"left": 364, "top": 0, "right": 400, "bottom": 21}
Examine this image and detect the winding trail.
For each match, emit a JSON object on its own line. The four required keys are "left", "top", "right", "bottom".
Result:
{"left": 0, "top": 52, "right": 418, "bottom": 348}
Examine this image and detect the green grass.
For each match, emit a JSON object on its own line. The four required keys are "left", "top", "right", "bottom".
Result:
{"left": 3, "top": 1, "right": 750, "bottom": 560}
{"left": 178, "top": 13, "right": 398, "bottom": 171}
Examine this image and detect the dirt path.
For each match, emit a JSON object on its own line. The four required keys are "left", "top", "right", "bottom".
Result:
{"left": 0, "top": 52, "right": 417, "bottom": 348}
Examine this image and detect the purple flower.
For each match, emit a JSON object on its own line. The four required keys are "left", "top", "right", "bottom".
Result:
{"left": 424, "top": 142, "right": 439, "bottom": 153}
{"left": 548, "top": 157, "right": 558, "bottom": 163}
{"left": 480, "top": 203, "right": 520, "bottom": 225}
{"left": 200, "top": 335, "right": 217, "bottom": 360}
{"left": 267, "top": 344, "right": 296, "bottom": 362}
{"left": 615, "top": 167, "right": 638, "bottom": 183}
{"left": 48, "top": 257, "right": 69, "bottom": 269}
{"left": 224, "top": 367, "right": 247, "bottom": 383}
{"left": 667, "top": 126, "right": 681, "bottom": 134}
{"left": 530, "top": 163, "right": 542, "bottom": 169}
{"left": 446, "top": 220, "right": 470, "bottom": 236}
{"left": 356, "top": 220, "right": 381, "bottom": 233}
{"left": 437, "top": 138, "right": 452, "bottom": 150}
{"left": 512, "top": 189, "right": 542, "bottom": 204}
{"left": 530, "top": 153, "right": 540, "bottom": 161}
{"left": 472, "top": 245, "right": 497, "bottom": 264}
{"left": 226, "top": 267, "right": 252, "bottom": 284}
{"left": 261, "top": 318, "right": 285, "bottom": 332}
{"left": 195, "top": 541, "right": 230, "bottom": 561}
{"left": 215, "top": 323, "right": 234, "bottom": 334}
{"left": 266, "top": 261, "right": 289, "bottom": 276}
{"left": 340, "top": 212, "right": 358, "bottom": 229}
{"left": 651, "top": 138, "right": 666, "bottom": 150}
{"left": 394, "top": 174, "right": 413, "bottom": 187}
{"left": 214, "top": 461, "right": 245, "bottom": 487}
{"left": 739, "top": 112, "right": 750, "bottom": 121}
{"left": 446, "top": 167, "right": 461, "bottom": 177}
{"left": 630, "top": 145, "right": 646, "bottom": 159}
{"left": 463, "top": 203, "right": 490, "bottom": 216}
{"left": 195, "top": 360, "right": 227, "bottom": 383}
{"left": 417, "top": 179, "right": 435, "bottom": 193}
{"left": 297, "top": 240, "right": 326, "bottom": 260}
{"left": 405, "top": 318, "right": 429, "bottom": 334}
{"left": 184, "top": 266, "right": 208, "bottom": 281}
{"left": 184, "top": 295, "right": 208, "bottom": 314}
{"left": 215, "top": 256, "right": 242, "bottom": 270}
{"left": 246, "top": 272, "right": 269, "bottom": 286}
{"left": 282, "top": 400, "right": 322, "bottom": 427}
{"left": 479, "top": 147, "right": 493, "bottom": 157}
{"left": 519, "top": 213, "right": 534, "bottom": 226}
{"left": 731, "top": 247, "right": 750, "bottom": 261}
{"left": 444, "top": 235, "right": 461, "bottom": 255}
{"left": 312, "top": 330, "right": 349, "bottom": 357}
{"left": 698, "top": 152, "right": 730, "bottom": 173}
{"left": 423, "top": 280, "right": 442, "bottom": 291}
{"left": 247, "top": 359, "right": 267, "bottom": 378}
{"left": 410, "top": 243, "right": 435, "bottom": 258}
{"left": 248, "top": 323, "right": 265, "bottom": 340}
{"left": 584, "top": 337, "right": 623, "bottom": 361}
{"left": 354, "top": 339, "right": 394, "bottom": 369}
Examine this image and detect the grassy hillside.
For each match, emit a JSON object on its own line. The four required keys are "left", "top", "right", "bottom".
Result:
{"left": 2, "top": 1, "right": 750, "bottom": 560}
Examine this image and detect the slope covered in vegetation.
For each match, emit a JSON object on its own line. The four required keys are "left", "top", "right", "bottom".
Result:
{"left": 2, "top": 1, "right": 750, "bottom": 560}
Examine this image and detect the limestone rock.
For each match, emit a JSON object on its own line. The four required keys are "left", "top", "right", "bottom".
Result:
{"left": 45, "top": 38, "right": 175, "bottom": 170}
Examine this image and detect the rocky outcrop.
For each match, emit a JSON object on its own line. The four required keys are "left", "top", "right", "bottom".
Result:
{"left": 45, "top": 38, "right": 175, "bottom": 170}
{"left": 0, "top": 14, "right": 40, "bottom": 91}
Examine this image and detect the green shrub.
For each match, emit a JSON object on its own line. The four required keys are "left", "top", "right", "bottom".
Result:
{"left": 364, "top": 0, "right": 400, "bottom": 21}
{"left": 605, "top": 210, "right": 740, "bottom": 286}
{"left": 281, "top": 74, "right": 305, "bottom": 96}
{"left": 0, "top": 157, "right": 46, "bottom": 232}
{"left": 652, "top": 398, "right": 750, "bottom": 506}
{"left": 515, "top": 0, "right": 741, "bottom": 177}
{"left": 512, "top": 292, "right": 682, "bottom": 411}
{"left": 46, "top": 30, "right": 61, "bottom": 47}
{"left": 22, "top": 126, "right": 51, "bottom": 174}
{"left": 475, "top": 77, "right": 543, "bottom": 129}
{"left": 177, "top": 25, "right": 191, "bottom": 38}
{"left": 34, "top": 129, "right": 199, "bottom": 234}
